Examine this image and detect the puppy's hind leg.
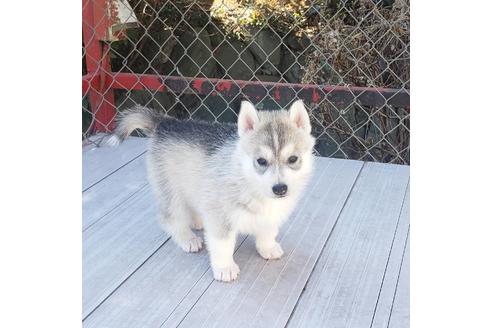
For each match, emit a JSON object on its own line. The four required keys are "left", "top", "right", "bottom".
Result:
{"left": 158, "top": 195, "right": 203, "bottom": 253}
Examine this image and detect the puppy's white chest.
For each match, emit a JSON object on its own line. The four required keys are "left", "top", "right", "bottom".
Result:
{"left": 234, "top": 198, "right": 294, "bottom": 234}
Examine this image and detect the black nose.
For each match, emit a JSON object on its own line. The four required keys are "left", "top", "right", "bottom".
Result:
{"left": 272, "top": 183, "right": 288, "bottom": 196}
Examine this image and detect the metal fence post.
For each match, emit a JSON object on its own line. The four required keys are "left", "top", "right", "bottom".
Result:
{"left": 82, "top": 0, "right": 116, "bottom": 133}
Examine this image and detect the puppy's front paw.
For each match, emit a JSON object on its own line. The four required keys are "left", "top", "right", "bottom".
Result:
{"left": 177, "top": 236, "right": 203, "bottom": 253}
{"left": 212, "top": 262, "right": 240, "bottom": 282}
{"left": 257, "top": 242, "right": 284, "bottom": 260}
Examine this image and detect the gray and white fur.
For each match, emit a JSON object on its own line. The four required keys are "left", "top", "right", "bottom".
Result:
{"left": 111, "top": 101, "right": 315, "bottom": 282}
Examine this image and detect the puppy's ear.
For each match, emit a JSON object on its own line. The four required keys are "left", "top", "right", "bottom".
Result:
{"left": 238, "top": 101, "right": 259, "bottom": 136}
{"left": 289, "top": 100, "right": 311, "bottom": 134}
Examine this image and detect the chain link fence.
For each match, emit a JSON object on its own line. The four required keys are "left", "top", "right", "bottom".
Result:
{"left": 83, "top": 0, "right": 410, "bottom": 164}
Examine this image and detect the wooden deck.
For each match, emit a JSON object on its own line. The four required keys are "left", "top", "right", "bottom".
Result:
{"left": 82, "top": 136, "right": 410, "bottom": 328}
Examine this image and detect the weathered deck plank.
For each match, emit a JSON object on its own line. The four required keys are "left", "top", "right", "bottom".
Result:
{"left": 164, "top": 158, "right": 364, "bottom": 328}
{"left": 82, "top": 136, "right": 147, "bottom": 190}
{"left": 82, "top": 158, "right": 363, "bottom": 328}
{"left": 388, "top": 238, "right": 410, "bottom": 328}
{"left": 286, "top": 162, "right": 409, "bottom": 328}
{"left": 371, "top": 187, "right": 410, "bottom": 328}
{"left": 82, "top": 185, "right": 168, "bottom": 319}
{"left": 82, "top": 155, "right": 148, "bottom": 230}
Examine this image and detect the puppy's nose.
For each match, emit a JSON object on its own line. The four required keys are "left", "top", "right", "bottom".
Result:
{"left": 272, "top": 183, "right": 288, "bottom": 196}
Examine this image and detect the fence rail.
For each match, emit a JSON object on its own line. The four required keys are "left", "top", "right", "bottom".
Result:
{"left": 83, "top": 0, "right": 410, "bottom": 164}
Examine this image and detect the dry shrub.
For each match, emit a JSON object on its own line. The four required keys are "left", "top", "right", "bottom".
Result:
{"left": 303, "top": 0, "right": 409, "bottom": 88}
{"left": 210, "top": 0, "right": 313, "bottom": 39}
{"left": 303, "top": 0, "right": 410, "bottom": 164}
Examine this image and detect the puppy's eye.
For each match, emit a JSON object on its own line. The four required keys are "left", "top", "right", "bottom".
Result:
{"left": 288, "top": 156, "right": 298, "bottom": 164}
{"left": 257, "top": 158, "right": 268, "bottom": 166}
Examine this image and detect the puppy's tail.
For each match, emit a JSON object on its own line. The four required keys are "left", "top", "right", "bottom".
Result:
{"left": 107, "top": 105, "right": 163, "bottom": 146}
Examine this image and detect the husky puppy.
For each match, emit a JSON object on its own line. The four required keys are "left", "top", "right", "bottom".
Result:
{"left": 111, "top": 100, "right": 315, "bottom": 282}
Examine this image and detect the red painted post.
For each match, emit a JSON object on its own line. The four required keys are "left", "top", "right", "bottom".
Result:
{"left": 82, "top": 0, "right": 116, "bottom": 133}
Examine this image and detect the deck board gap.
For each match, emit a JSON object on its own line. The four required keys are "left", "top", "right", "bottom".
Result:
{"left": 83, "top": 183, "right": 149, "bottom": 232}
{"left": 83, "top": 150, "right": 147, "bottom": 192}
{"left": 386, "top": 229, "right": 410, "bottom": 328}
{"left": 369, "top": 182, "right": 410, "bottom": 328}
